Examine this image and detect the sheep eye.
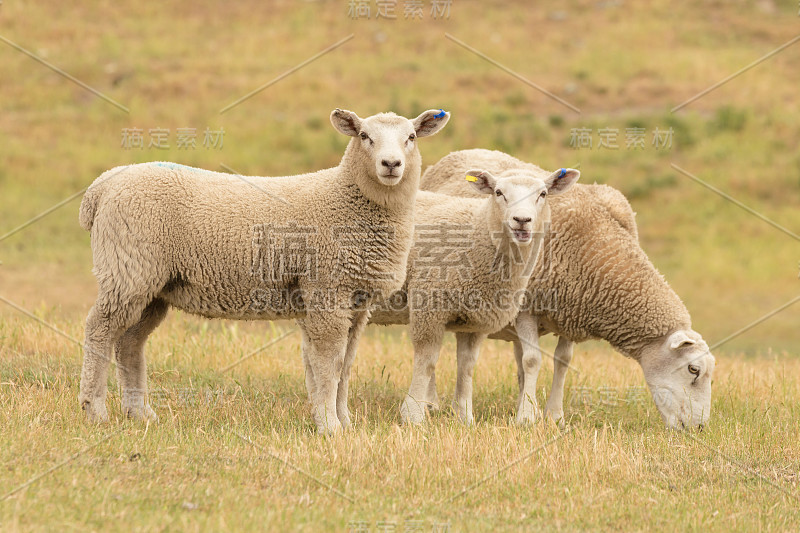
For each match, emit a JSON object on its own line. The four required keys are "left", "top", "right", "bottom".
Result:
{"left": 408, "top": 134, "right": 416, "bottom": 141}
{"left": 688, "top": 364, "right": 700, "bottom": 376}
{"left": 359, "top": 132, "right": 368, "bottom": 140}
{"left": 539, "top": 191, "right": 547, "bottom": 199}
{"left": 495, "top": 189, "right": 503, "bottom": 197}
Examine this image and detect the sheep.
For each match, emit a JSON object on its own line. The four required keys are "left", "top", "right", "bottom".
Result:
{"left": 420, "top": 149, "right": 716, "bottom": 429}
{"left": 358, "top": 166, "right": 579, "bottom": 425}
{"left": 77, "top": 108, "right": 450, "bottom": 434}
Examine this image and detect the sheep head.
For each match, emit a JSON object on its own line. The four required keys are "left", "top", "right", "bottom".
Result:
{"left": 639, "top": 329, "right": 716, "bottom": 430}
{"left": 465, "top": 167, "right": 579, "bottom": 244}
{"left": 331, "top": 108, "right": 450, "bottom": 187}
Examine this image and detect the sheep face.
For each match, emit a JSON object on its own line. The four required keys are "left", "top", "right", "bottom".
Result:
{"left": 331, "top": 109, "right": 450, "bottom": 187}
{"left": 465, "top": 168, "right": 580, "bottom": 244}
{"left": 639, "top": 330, "right": 716, "bottom": 429}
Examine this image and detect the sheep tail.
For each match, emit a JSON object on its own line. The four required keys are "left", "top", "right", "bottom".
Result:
{"left": 79, "top": 169, "right": 119, "bottom": 231}
{"left": 79, "top": 185, "right": 101, "bottom": 231}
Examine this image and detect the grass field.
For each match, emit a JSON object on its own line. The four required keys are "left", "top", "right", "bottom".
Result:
{"left": 2, "top": 315, "right": 800, "bottom": 531}
{"left": 1, "top": 0, "right": 799, "bottom": 531}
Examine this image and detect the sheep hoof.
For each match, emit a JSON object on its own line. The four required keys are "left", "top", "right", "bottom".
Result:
{"left": 124, "top": 404, "right": 160, "bottom": 423}
{"left": 316, "top": 419, "right": 344, "bottom": 436}
{"left": 81, "top": 400, "right": 109, "bottom": 423}
{"left": 452, "top": 401, "right": 474, "bottom": 426}
{"left": 545, "top": 407, "right": 565, "bottom": 426}
{"left": 399, "top": 397, "right": 427, "bottom": 425}
{"left": 313, "top": 409, "right": 343, "bottom": 435}
{"left": 457, "top": 412, "right": 474, "bottom": 426}
{"left": 337, "top": 408, "right": 352, "bottom": 429}
{"left": 515, "top": 404, "right": 541, "bottom": 426}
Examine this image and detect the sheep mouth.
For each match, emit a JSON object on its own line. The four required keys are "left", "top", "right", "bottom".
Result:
{"left": 512, "top": 229, "right": 532, "bottom": 242}
{"left": 377, "top": 173, "right": 402, "bottom": 185}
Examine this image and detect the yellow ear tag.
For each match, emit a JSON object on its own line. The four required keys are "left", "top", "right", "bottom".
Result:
{"left": 465, "top": 175, "right": 478, "bottom": 182}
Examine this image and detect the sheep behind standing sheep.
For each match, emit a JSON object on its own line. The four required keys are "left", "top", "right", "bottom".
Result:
{"left": 420, "top": 149, "right": 716, "bottom": 429}
{"left": 78, "top": 108, "right": 450, "bottom": 434}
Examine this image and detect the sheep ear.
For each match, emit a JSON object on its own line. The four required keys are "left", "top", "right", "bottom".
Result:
{"left": 413, "top": 109, "right": 450, "bottom": 138}
{"left": 465, "top": 169, "right": 497, "bottom": 195}
{"left": 544, "top": 168, "right": 580, "bottom": 195}
{"left": 330, "top": 108, "right": 362, "bottom": 137}
{"left": 669, "top": 331, "right": 696, "bottom": 351}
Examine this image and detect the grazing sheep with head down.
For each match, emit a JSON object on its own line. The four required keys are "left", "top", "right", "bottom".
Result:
{"left": 421, "top": 149, "right": 715, "bottom": 429}
{"left": 78, "top": 108, "right": 450, "bottom": 434}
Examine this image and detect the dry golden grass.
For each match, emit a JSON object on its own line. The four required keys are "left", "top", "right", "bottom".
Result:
{"left": 2, "top": 0, "right": 799, "bottom": 350}
{"left": 1, "top": 312, "right": 799, "bottom": 531}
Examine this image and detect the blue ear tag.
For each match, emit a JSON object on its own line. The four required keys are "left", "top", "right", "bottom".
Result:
{"left": 559, "top": 168, "right": 566, "bottom": 178}
{"left": 433, "top": 109, "right": 446, "bottom": 119}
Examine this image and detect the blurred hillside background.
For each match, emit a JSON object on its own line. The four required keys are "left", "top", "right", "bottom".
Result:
{"left": 1, "top": 0, "right": 798, "bottom": 355}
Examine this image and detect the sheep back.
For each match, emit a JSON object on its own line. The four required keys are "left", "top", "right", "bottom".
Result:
{"left": 82, "top": 162, "right": 414, "bottom": 321}
{"left": 422, "top": 150, "right": 691, "bottom": 358}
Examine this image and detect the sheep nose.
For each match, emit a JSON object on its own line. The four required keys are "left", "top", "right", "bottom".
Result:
{"left": 513, "top": 216, "right": 532, "bottom": 225}
{"left": 381, "top": 159, "right": 402, "bottom": 169}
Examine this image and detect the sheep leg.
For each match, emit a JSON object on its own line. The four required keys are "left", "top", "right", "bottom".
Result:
{"left": 401, "top": 325, "right": 445, "bottom": 425}
{"left": 80, "top": 299, "right": 148, "bottom": 423}
{"left": 114, "top": 298, "right": 168, "bottom": 422}
{"left": 453, "top": 332, "right": 486, "bottom": 425}
{"left": 425, "top": 369, "right": 440, "bottom": 411}
{"left": 544, "top": 337, "right": 574, "bottom": 424}
{"left": 514, "top": 312, "right": 542, "bottom": 425}
{"left": 336, "top": 310, "right": 370, "bottom": 428}
{"left": 300, "top": 327, "right": 315, "bottom": 400}
{"left": 513, "top": 339, "right": 524, "bottom": 407}
{"left": 300, "top": 315, "right": 349, "bottom": 435}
